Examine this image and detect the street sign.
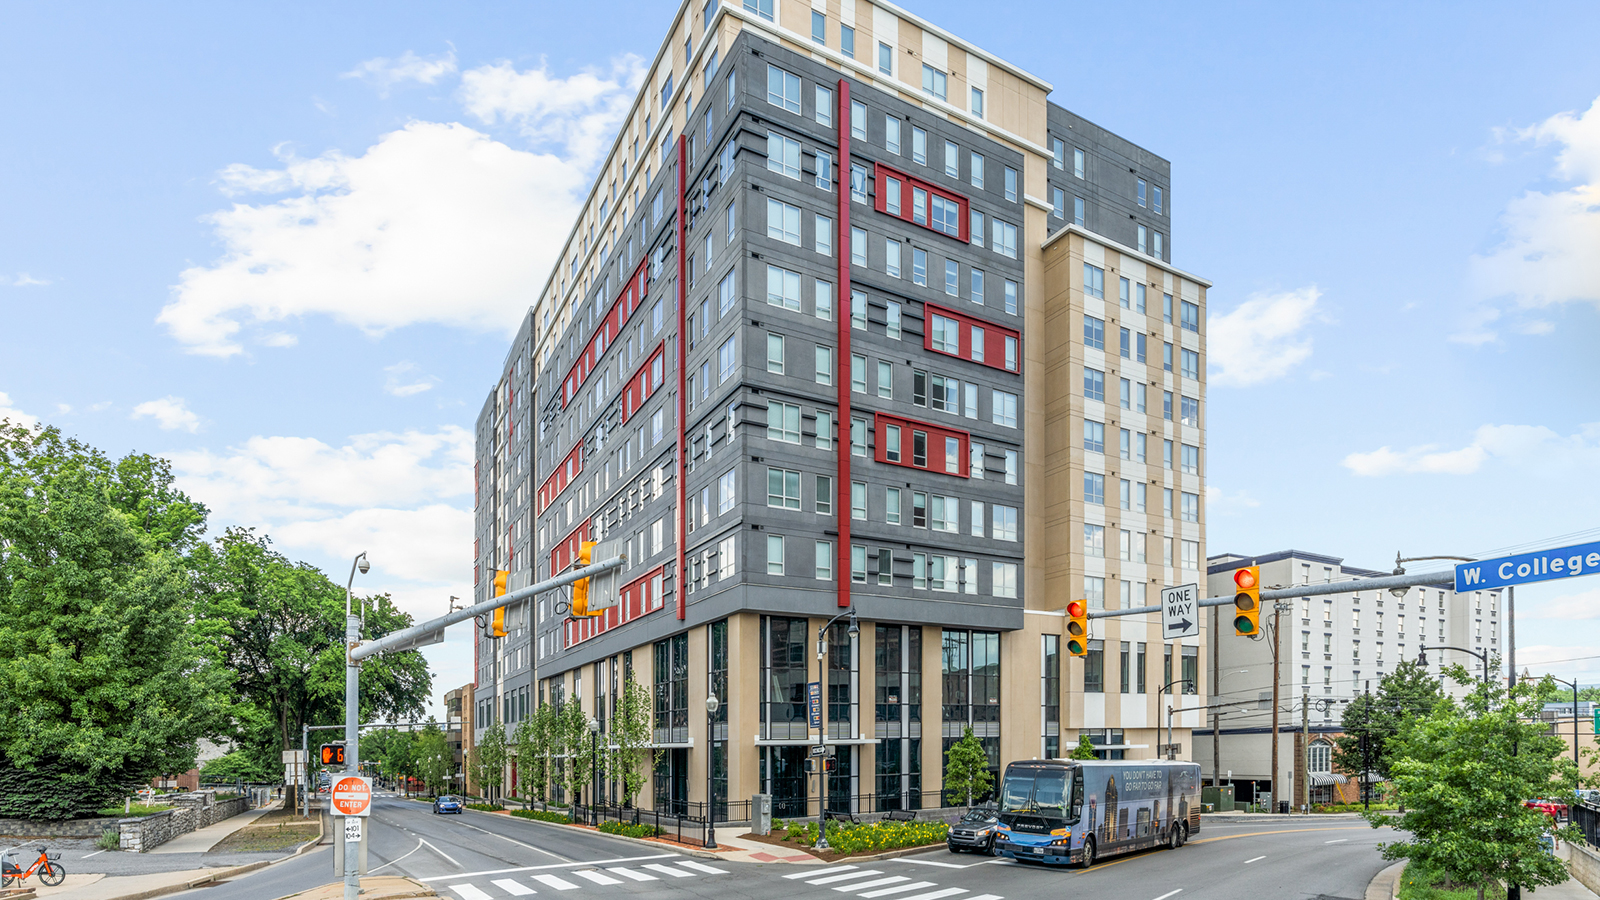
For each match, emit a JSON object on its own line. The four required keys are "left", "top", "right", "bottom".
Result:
{"left": 1162, "top": 583, "right": 1199, "bottom": 640}
{"left": 344, "top": 817, "right": 362, "bottom": 843}
{"left": 808, "top": 744, "right": 836, "bottom": 758}
{"left": 332, "top": 775, "right": 372, "bottom": 817}
{"left": 1456, "top": 541, "right": 1600, "bottom": 592}
{"left": 807, "top": 681, "right": 822, "bottom": 730}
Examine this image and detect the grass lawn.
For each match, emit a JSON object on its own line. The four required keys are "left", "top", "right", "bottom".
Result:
{"left": 1396, "top": 862, "right": 1508, "bottom": 900}
{"left": 207, "top": 810, "right": 320, "bottom": 854}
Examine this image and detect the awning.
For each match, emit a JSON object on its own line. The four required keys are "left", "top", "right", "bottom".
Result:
{"left": 1309, "top": 772, "right": 1348, "bottom": 786}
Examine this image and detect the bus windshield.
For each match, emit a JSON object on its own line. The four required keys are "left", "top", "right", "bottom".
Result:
{"left": 1000, "top": 767, "right": 1071, "bottom": 817}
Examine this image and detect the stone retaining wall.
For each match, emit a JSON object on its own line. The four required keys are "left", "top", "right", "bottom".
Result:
{"left": 118, "top": 791, "right": 251, "bottom": 852}
{"left": 1561, "top": 840, "right": 1600, "bottom": 894}
{"left": 0, "top": 815, "right": 121, "bottom": 838}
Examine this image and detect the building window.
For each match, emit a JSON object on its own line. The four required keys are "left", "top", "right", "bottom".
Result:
{"left": 767, "top": 200, "right": 801, "bottom": 246}
{"left": 912, "top": 127, "right": 927, "bottom": 165}
{"left": 1083, "top": 263, "right": 1105, "bottom": 299}
{"left": 766, "top": 401, "right": 800, "bottom": 443}
{"left": 1084, "top": 367, "right": 1105, "bottom": 402}
{"left": 841, "top": 24, "right": 855, "bottom": 58}
{"left": 1084, "top": 315, "right": 1105, "bottom": 350}
{"left": 992, "top": 390, "right": 1017, "bottom": 428}
{"left": 1084, "top": 639, "right": 1104, "bottom": 693}
{"left": 1084, "top": 420, "right": 1104, "bottom": 453}
{"left": 766, "top": 65, "right": 800, "bottom": 114}
{"left": 851, "top": 100, "right": 867, "bottom": 140}
{"left": 767, "top": 467, "right": 801, "bottom": 510}
{"left": 921, "top": 64, "right": 947, "bottom": 101}
{"left": 766, "top": 332, "right": 785, "bottom": 374}
{"left": 970, "top": 87, "right": 984, "bottom": 118}
{"left": 766, "top": 534, "right": 786, "bottom": 575}
{"left": 878, "top": 42, "right": 892, "bottom": 76}
{"left": 1004, "top": 167, "right": 1017, "bottom": 203}
{"left": 1073, "top": 147, "right": 1085, "bottom": 178}
{"left": 1181, "top": 300, "right": 1200, "bottom": 332}
{"left": 811, "top": 9, "right": 826, "bottom": 43}
{"left": 992, "top": 219, "right": 1017, "bottom": 258}
{"left": 766, "top": 132, "right": 800, "bottom": 179}
{"left": 1073, "top": 196, "right": 1085, "bottom": 225}
{"left": 815, "top": 84, "right": 832, "bottom": 126}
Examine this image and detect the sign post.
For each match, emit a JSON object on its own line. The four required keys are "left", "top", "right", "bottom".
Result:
{"left": 1162, "top": 583, "right": 1200, "bottom": 640}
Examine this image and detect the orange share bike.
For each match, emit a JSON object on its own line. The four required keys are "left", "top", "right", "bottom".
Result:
{"left": 1, "top": 845, "right": 66, "bottom": 887}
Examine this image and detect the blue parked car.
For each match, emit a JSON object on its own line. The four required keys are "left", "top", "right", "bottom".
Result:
{"left": 433, "top": 795, "right": 463, "bottom": 815}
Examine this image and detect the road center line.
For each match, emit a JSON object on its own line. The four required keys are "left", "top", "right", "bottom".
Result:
{"left": 453, "top": 819, "right": 570, "bottom": 862}
{"left": 369, "top": 838, "right": 425, "bottom": 874}
{"left": 1244, "top": 855, "right": 1266, "bottom": 864}
{"left": 420, "top": 839, "right": 460, "bottom": 867}
{"left": 1153, "top": 891, "right": 1183, "bottom": 900}
{"left": 893, "top": 858, "right": 974, "bottom": 869}
{"left": 1325, "top": 839, "right": 1347, "bottom": 844}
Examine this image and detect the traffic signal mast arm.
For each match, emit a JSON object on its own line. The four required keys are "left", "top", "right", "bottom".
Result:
{"left": 348, "top": 553, "right": 626, "bottom": 663}
{"left": 1083, "top": 569, "right": 1456, "bottom": 620}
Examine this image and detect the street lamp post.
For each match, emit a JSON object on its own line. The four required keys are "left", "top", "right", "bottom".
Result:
{"left": 1547, "top": 676, "right": 1582, "bottom": 798}
{"left": 588, "top": 717, "right": 600, "bottom": 827}
{"left": 1416, "top": 643, "right": 1491, "bottom": 686}
{"left": 705, "top": 693, "right": 720, "bottom": 850}
{"left": 1159, "top": 679, "right": 1195, "bottom": 761}
{"left": 814, "top": 608, "right": 859, "bottom": 852}
{"left": 342, "top": 551, "right": 369, "bottom": 900}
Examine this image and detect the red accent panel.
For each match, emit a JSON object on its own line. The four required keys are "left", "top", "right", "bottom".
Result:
{"left": 922, "top": 302, "right": 1023, "bottom": 374}
{"left": 567, "top": 564, "right": 668, "bottom": 647}
{"left": 873, "top": 412, "right": 970, "bottom": 478}
{"left": 836, "top": 80, "right": 852, "bottom": 609}
{"left": 549, "top": 518, "right": 593, "bottom": 574}
{"left": 537, "top": 444, "right": 585, "bottom": 514}
{"left": 675, "top": 135, "right": 689, "bottom": 621}
{"left": 560, "top": 257, "right": 651, "bottom": 408}
{"left": 621, "top": 341, "right": 667, "bottom": 423}
{"left": 873, "top": 162, "right": 970, "bottom": 242}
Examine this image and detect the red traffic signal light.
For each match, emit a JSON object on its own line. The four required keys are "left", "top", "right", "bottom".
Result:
{"left": 1233, "top": 566, "right": 1261, "bottom": 636}
{"left": 1066, "top": 600, "right": 1089, "bottom": 656}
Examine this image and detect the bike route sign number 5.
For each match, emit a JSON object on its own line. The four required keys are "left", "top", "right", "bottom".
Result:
{"left": 333, "top": 775, "right": 372, "bottom": 817}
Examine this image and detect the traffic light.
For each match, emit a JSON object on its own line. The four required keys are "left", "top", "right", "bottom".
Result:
{"left": 320, "top": 743, "right": 345, "bottom": 766}
{"left": 1232, "top": 566, "right": 1261, "bottom": 636}
{"left": 1066, "top": 600, "right": 1090, "bottom": 657}
{"left": 490, "top": 570, "right": 510, "bottom": 637}
{"left": 570, "top": 541, "right": 598, "bottom": 617}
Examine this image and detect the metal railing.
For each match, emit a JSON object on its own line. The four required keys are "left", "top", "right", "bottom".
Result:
{"left": 1572, "top": 802, "right": 1600, "bottom": 849}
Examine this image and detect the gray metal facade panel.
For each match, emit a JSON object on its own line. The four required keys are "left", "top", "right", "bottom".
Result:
{"left": 1043, "top": 103, "right": 1173, "bottom": 260}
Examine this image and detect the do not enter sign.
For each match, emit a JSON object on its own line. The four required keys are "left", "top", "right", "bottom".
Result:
{"left": 332, "top": 775, "right": 372, "bottom": 817}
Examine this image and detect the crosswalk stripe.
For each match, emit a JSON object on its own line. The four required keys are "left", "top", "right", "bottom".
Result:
{"left": 450, "top": 886, "right": 494, "bottom": 900}
{"left": 836, "top": 876, "right": 911, "bottom": 892}
{"left": 786, "top": 865, "right": 857, "bottom": 880}
{"left": 673, "top": 860, "right": 728, "bottom": 875}
{"left": 857, "top": 882, "right": 938, "bottom": 899}
{"left": 491, "top": 879, "right": 537, "bottom": 896}
{"left": 966, "top": 895, "right": 1005, "bottom": 900}
{"left": 607, "top": 868, "right": 657, "bottom": 882}
{"left": 529, "top": 874, "right": 581, "bottom": 890}
{"left": 887, "top": 889, "right": 967, "bottom": 900}
{"left": 572, "top": 871, "right": 623, "bottom": 886}
{"left": 641, "top": 863, "right": 696, "bottom": 878}
{"left": 808, "top": 870, "right": 883, "bottom": 886}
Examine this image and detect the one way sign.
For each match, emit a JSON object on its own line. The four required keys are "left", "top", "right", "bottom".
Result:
{"left": 1162, "top": 584, "right": 1199, "bottom": 639}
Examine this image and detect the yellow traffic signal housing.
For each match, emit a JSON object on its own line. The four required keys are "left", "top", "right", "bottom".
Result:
{"left": 320, "top": 743, "right": 345, "bottom": 766}
{"left": 1232, "top": 566, "right": 1262, "bottom": 636}
{"left": 1066, "top": 600, "right": 1090, "bottom": 656}
{"left": 570, "top": 541, "right": 599, "bottom": 616}
{"left": 490, "top": 570, "right": 510, "bottom": 637}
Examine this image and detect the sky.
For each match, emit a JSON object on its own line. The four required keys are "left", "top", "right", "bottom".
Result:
{"left": 1, "top": 1, "right": 1598, "bottom": 718}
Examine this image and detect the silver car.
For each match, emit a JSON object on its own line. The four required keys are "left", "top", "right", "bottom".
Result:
{"left": 948, "top": 808, "right": 1000, "bottom": 855}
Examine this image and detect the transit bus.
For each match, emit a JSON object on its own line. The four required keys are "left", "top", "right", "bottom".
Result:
{"left": 992, "top": 759, "right": 1200, "bottom": 867}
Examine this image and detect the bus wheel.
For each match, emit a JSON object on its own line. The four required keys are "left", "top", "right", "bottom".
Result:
{"left": 1179, "top": 823, "right": 1189, "bottom": 846}
{"left": 1078, "top": 837, "right": 1096, "bottom": 869}
{"left": 1169, "top": 825, "right": 1181, "bottom": 850}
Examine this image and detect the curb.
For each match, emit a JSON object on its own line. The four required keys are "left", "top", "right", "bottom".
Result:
{"left": 459, "top": 808, "right": 724, "bottom": 860}
{"left": 1203, "top": 813, "right": 1367, "bottom": 824}
{"left": 94, "top": 808, "right": 326, "bottom": 900}
{"left": 1364, "top": 860, "right": 1406, "bottom": 900}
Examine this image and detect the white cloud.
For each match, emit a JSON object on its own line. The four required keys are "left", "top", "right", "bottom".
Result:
{"left": 161, "top": 122, "right": 588, "bottom": 356}
{"left": 1343, "top": 422, "right": 1600, "bottom": 477}
{"left": 131, "top": 396, "right": 201, "bottom": 433}
{"left": 0, "top": 391, "right": 39, "bottom": 428}
{"left": 458, "top": 55, "right": 646, "bottom": 169}
{"left": 1529, "top": 587, "right": 1600, "bottom": 621}
{"left": 1464, "top": 95, "right": 1600, "bottom": 341}
{"left": 260, "top": 332, "right": 299, "bottom": 348}
{"left": 276, "top": 505, "right": 471, "bottom": 585}
{"left": 384, "top": 361, "right": 435, "bottom": 397}
{"left": 1206, "top": 287, "right": 1321, "bottom": 387}
{"left": 10, "top": 273, "right": 49, "bottom": 287}
{"left": 1205, "top": 486, "right": 1262, "bottom": 514}
{"left": 342, "top": 49, "right": 459, "bottom": 96}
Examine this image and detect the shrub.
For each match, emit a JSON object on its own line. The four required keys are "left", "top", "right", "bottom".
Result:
{"left": 465, "top": 802, "right": 503, "bottom": 811}
{"left": 95, "top": 830, "right": 121, "bottom": 851}
{"left": 811, "top": 819, "right": 950, "bottom": 855}
{"left": 511, "top": 809, "right": 571, "bottom": 825}
{"left": 598, "top": 821, "right": 662, "bottom": 839}
{"left": 97, "top": 803, "right": 168, "bottom": 817}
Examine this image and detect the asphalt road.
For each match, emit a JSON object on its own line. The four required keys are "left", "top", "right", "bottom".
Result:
{"left": 180, "top": 802, "right": 1395, "bottom": 900}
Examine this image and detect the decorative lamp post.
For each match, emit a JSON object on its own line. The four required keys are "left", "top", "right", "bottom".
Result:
{"left": 705, "top": 693, "right": 720, "bottom": 849}
{"left": 588, "top": 717, "right": 601, "bottom": 826}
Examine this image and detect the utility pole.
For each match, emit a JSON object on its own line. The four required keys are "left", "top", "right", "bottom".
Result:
{"left": 1212, "top": 605, "right": 1221, "bottom": 792}
{"left": 1507, "top": 586, "right": 1516, "bottom": 688}
{"left": 1299, "top": 690, "right": 1310, "bottom": 813}
{"left": 1270, "top": 603, "right": 1282, "bottom": 813}
{"left": 1362, "top": 680, "right": 1372, "bottom": 811}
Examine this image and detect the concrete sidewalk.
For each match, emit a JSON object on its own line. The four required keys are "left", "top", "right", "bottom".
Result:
{"left": 32, "top": 862, "right": 266, "bottom": 899}
{"left": 149, "top": 802, "right": 281, "bottom": 854}
{"left": 704, "top": 827, "right": 823, "bottom": 864}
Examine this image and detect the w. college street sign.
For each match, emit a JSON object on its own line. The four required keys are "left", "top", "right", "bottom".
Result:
{"left": 1455, "top": 541, "right": 1600, "bottom": 592}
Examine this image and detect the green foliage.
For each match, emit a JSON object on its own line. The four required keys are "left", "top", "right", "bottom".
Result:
{"left": 815, "top": 819, "right": 950, "bottom": 854}
{"left": 414, "top": 722, "right": 451, "bottom": 796}
{"left": 364, "top": 728, "right": 419, "bottom": 794}
{"left": 1334, "top": 660, "right": 1445, "bottom": 782}
{"left": 464, "top": 802, "right": 502, "bottom": 811}
{"left": 611, "top": 679, "right": 652, "bottom": 806}
{"left": 200, "top": 749, "right": 276, "bottom": 783}
{"left": 514, "top": 701, "right": 557, "bottom": 802}
{"left": 474, "top": 723, "right": 508, "bottom": 799}
{"left": 1368, "top": 665, "right": 1574, "bottom": 900}
{"left": 942, "top": 726, "right": 993, "bottom": 807}
{"left": 559, "top": 700, "right": 598, "bottom": 805}
{"left": 95, "top": 830, "right": 121, "bottom": 851}
{"left": 1068, "top": 733, "right": 1099, "bottom": 760}
{"left": 0, "top": 424, "right": 227, "bottom": 819}
{"left": 780, "top": 819, "right": 818, "bottom": 844}
{"left": 597, "top": 820, "right": 661, "bottom": 838}
{"left": 1398, "top": 861, "right": 1508, "bottom": 900}
{"left": 99, "top": 802, "right": 168, "bottom": 816}
{"left": 510, "top": 809, "right": 571, "bottom": 824}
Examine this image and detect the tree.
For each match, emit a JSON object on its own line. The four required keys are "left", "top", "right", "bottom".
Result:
{"left": 0, "top": 424, "right": 228, "bottom": 819}
{"left": 516, "top": 701, "right": 557, "bottom": 804}
{"left": 1367, "top": 666, "right": 1575, "bottom": 900}
{"left": 559, "top": 700, "right": 596, "bottom": 809}
{"left": 1068, "top": 734, "right": 1099, "bottom": 760}
{"left": 942, "top": 726, "right": 993, "bottom": 807}
{"left": 1333, "top": 660, "right": 1444, "bottom": 783}
{"left": 611, "top": 678, "right": 652, "bottom": 807}
{"left": 415, "top": 723, "right": 451, "bottom": 797}
{"left": 475, "top": 722, "right": 507, "bottom": 802}
{"left": 199, "top": 749, "right": 276, "bottom": 784}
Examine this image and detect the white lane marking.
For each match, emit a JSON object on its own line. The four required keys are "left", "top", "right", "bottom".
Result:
{"left": 608, "top": 867, "right": 657, "bottom": 882}
{"left": 893, "top": 859, "right": 971, "bottom": 869}
{"left": 787, "top": 865, "right": 857, "bottom": 879}
{"left": 1244, "top": 855, "right": 1266, "bottom": 864}
{"left": 573, "top": 869, "right": 623, "bottom": 885}
{"left": 83, "top": 850, "right": 105, "bottom": 859}
{"left": 837, "top": 876, "right": 912, "bottom": 892}
{"left": 674, "top": 860, "right": 728, "bottom": 875}
{"left": 808, "top": 869, "right": 884, "bottom": 885}
{"left": 1153, "top": 891, "right": 1183, "bottom": 900}
{"left": 450, "top": 886, "right": 493, "bottom": 900}
{"left": 492, "top": 879, "right": 538, "bottom": 896}
{"left": 885, "top": 889, "right": 967, "bottom": 900}
{"left": 454, "top": 819, "right": 569, "bottom": 861}
{"left": 1324, "top": 839, "right": 1347, "bottom": 844}
{"left": 967, "top": 895, "right": 1005, "bottom": 900}
{"left": 370, "top": 839, "right": 425, "bottom": 874}
{"left": 641, "top": 863, "right": 697, "bottom": 878}
{"left": 981, "top": 859, "right": 1015, "bottom": 865}
{"left": 421, "top": 839, "right": 461, "bottom": 867}
{"left": 530, "top": 874, "right": 581, "bottom": 890}
{"left": 858, "top": 882, "right": 938, "bottom": 898}
{"left": 423, "top": 854, "right": 678, "bottom": 882}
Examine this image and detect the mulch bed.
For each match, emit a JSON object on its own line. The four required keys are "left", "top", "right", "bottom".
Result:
{"left": 736, "top": 830, "right": 945, "bottom": 863}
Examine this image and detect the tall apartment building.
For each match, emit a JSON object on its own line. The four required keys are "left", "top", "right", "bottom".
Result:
{"left": 473, "top": 0, "right": 1212, "bottom": 817}
{"left": 1196, "top": 549, "right": 1503, "bottom": 804}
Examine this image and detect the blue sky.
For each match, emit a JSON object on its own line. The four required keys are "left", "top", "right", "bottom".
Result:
{"left": 2, "top": 1, "right": 1597, "bottom": 714}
